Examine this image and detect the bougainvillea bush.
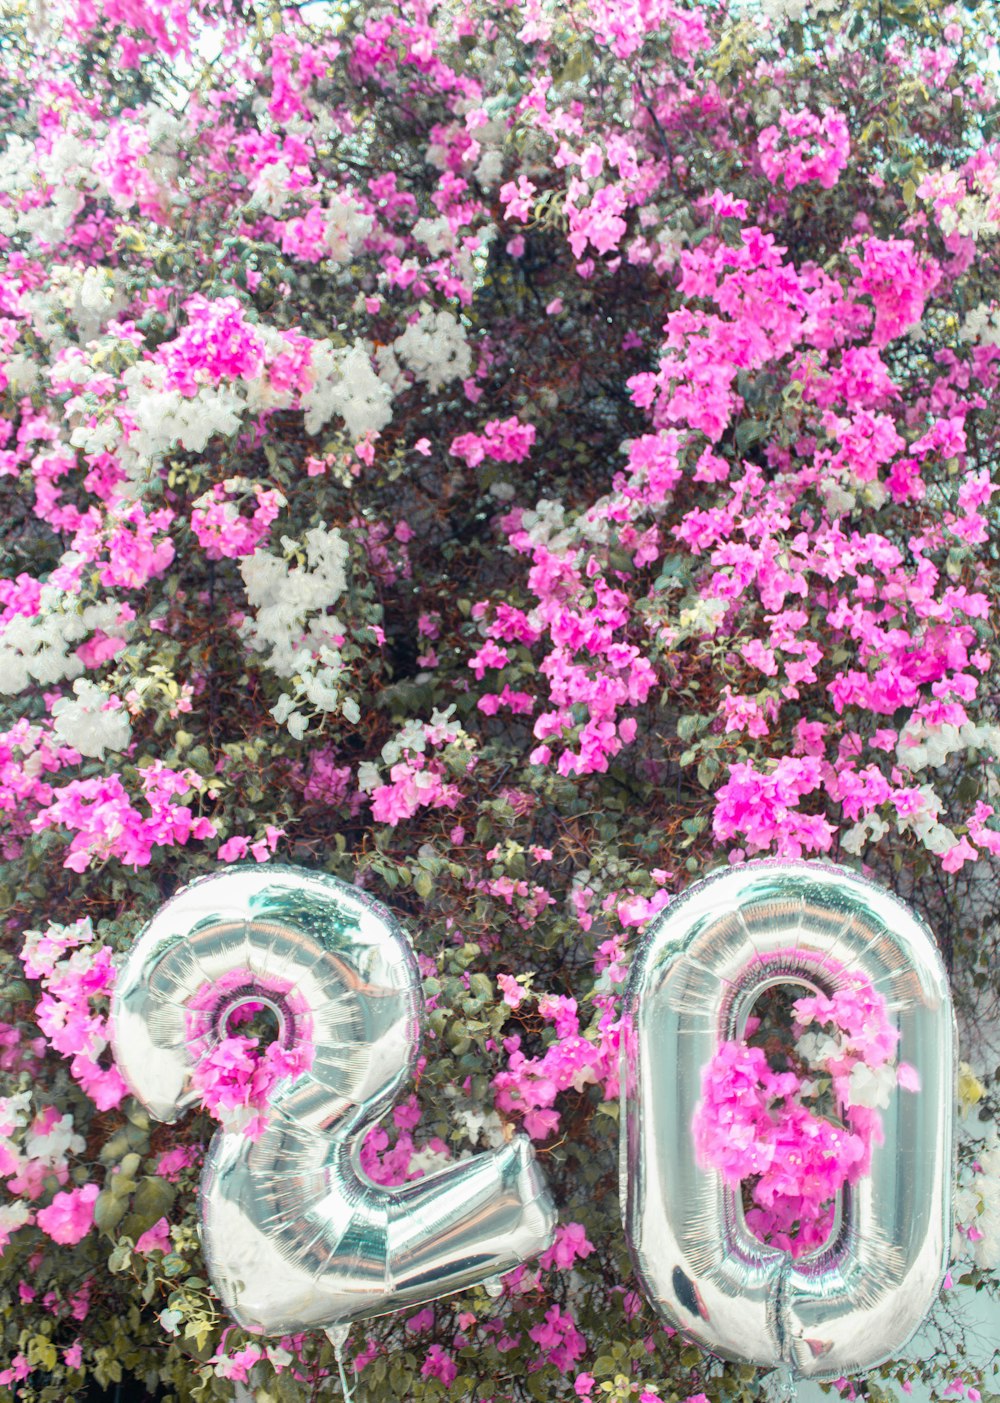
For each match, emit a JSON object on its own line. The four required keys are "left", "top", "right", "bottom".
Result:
{"left": 1, "top": 0, "right": 1000, "bottom": 1397}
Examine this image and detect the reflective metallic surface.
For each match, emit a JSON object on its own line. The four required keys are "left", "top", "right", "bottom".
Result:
{"left": 620, "top": 859, "right": 954, "bottom": 1379}
{"left": 111, "top": 865, "right": 556, "bottom": 1334}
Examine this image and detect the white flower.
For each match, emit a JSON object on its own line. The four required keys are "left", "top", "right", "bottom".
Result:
{"left": 51, "top": 679, "right": 132, "bottom": 758}
{"left": 302, "top": 340, "right": 393, "bottom": 438}
{"left": 840, "top": 813, "right": 888, "bottom": 855}
{"left": 475, "top": 148, "right": 504, "bottom": 189}
{"left": 158, "top": 1309, "right": 183, "bottom": 1336}
{"left": 24, "top": 1112, "right": 85, "bottom": 1165}
{"left": 393, "top": 307, "right": 472, "bottom": 392}
{"left": 0, "top": 1201, "right": 31, "bottom": 1240}
{"left": 324, "top": 193, "right": 373, "bottom": 263}
{"left": 407, "top": 1143, "right": 454, "bottom": 1176}
{"left": 412, "top": 216, "right": 454, "bottom": 256}
{"left": 0, "top": 582, "right": 129, "bottom": 695}
{"left": 795, "top": 1030, "right": 845, "bottom": 1066}
{"left": 846, "top": 1061, "right": 896, "bottom": 1110}
{"left": 677, "top": 595, "right": 728, "bottom": 636}
{"left": 241, "top": 527, "right": 356, "bottom": 736}
{"left": 356, "top": 761, "right": 381, "bottom": 793}
{"left": 249, "top": 159, "right": 292, "bottom": 214}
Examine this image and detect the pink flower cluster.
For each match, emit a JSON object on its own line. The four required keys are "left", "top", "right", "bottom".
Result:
{"left": 450, "top": 416, "right": 537, "bottom": 467}
{"left": 758, "top": 108, "right": 851, "bottom": 191}
{"left": 368, "top": 719, "right": 468, "bottom": 826}
{"left": 712, "top": 756, "right": 834, "bottom": 859}
{"left": 191, "top": 480, "right": 285, "bottom": 560}
{"left": 32, "top": 762, "right": 217, "bottom": 872}
{"left": 160, "top": 297, "right": 266, "bottom": 392}
{"left": 216, "top": 825, "right": 284, "bottom": 864}
{"left": 190, "top": 1034, "right": 312, "bottom": 1139}
{"left": 692, "top": 976, "right": 918, "bottom": 1256}
{"left": 36, "top": 1184, "right": 99, "bottom": 1247}
{"left": 359, "top": 1095, "right": 450, "bottom": 1187}
{"left": 21, "top": 918, "right": 128, "bottom": 1111}
{"left": 494, "top": 990, "right": 620, "bottom": 1139}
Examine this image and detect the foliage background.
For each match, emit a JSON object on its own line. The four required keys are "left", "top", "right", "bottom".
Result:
{"left": 0, "top": 0, "right": 999, "bottom": 1399}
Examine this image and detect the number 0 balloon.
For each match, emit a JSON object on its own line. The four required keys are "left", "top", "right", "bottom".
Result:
{"left": 110, "top": 865, "right": 556, "bottom": 1335}
{"left": 620, "top": 859, "right": 954, "bottom": 1380}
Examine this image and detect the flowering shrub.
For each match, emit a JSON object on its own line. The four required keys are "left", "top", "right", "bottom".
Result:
{"left": 0, "top": 0, "right": 999, "bottom": 1400}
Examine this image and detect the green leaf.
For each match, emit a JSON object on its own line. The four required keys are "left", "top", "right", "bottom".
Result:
{"left": 735, "top": 418, "right": 767, "bottom": 452}
{"left": 108, "top": 1241, "right": 134, "bottom": 1274}
{"left": 697, "top": 755, "right": 721, "bottom": 789}
{"left": 94, "top": 1191, "right": 127, "bottom": 1234}
{"left": 676, "top": 714, "right": 701, "bottom": 741}
{"left": 27, "top": 1335, "right": 57, "bottom": 1371}
{"left": 132, "top": 1176, "right": 176, "bottom": 1228}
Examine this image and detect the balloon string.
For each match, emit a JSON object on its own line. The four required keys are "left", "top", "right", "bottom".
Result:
{"left": 324, "top": 1326, "right": 353, "bottom": 1403}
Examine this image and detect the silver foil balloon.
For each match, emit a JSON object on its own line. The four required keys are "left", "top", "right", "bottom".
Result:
{"left": 620, "top": 859, "right": 954, "bottom": 1379}
{"left": 111, "top": 865, "right": 556, "bottom": 1334}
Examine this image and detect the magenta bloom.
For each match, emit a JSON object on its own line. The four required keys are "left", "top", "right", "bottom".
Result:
{"left": 36, "top": 1184, "right": 99, "bottom": 1246}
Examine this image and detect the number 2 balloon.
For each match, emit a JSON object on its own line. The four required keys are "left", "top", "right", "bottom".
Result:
{"left": 110, "top": 865, "right": 556, "bottom": 1336}
{"left": 620, "top": 859, "right": 954, "bottom": 1380}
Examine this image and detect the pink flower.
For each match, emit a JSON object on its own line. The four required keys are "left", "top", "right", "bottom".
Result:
{"left": 155, "top": 1146, "right": 199, "bottom": 1180}
{"left": 218, "top": 835, "right": 250, "bottom": 862}
{"left": 36, "top": 1184, "right": 99, "bottom": 1245}
{"left": 135, "top": 1216, "right": 171, "bottom": 1254}
{"left": 420, "top": 1345, "right": 457, "bottom": 1386}
{"left": 897, "top": 1062, "right": 921, "bottom": 1092}
{"left": 758, "top": 108, "right": 850, "bottom": 190}
{"left": 540, "top": 1221, "right": 595, "bottom": 1271}
{"left": 498, "top": 974, "right": 524, "bottom": 1009}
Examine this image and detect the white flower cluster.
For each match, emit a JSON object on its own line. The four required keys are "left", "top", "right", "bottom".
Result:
{"left": 249, "top": 158, "right": 293, "bottom": 214}
{"left": 844, "top": 743, "right": 998, "bottom": 861}
{"left": 955, "top": 1133, "right": 1000, "bottom": 1269}
{"left": 835, "top": 718, "right": 1000, "bottom": 859}
{"left": 302, "top": 340, "right": 394, "bottom": 439}
{"left": 0, "top": 1201, "right": 31, "bottom": 1243}
{"left": 68, "top": 323, "right": 395, "bottom": 485}
{"left": 448, "top": 1099, "right": 509, "bottom": 1150}
{"left": 0, "top": 1091, "right": 31, "bottom": 1136}
{"left": 0, "top": 104, "right": 179, "bottom": 249}
{"left": 795, "top": 1029, "right": 898, "bottom": 1109}
{"left": 239, "top": 525, "right": 359, "bottom": 739}
{"left": 392, "top": 306, "right": 472, "bottom": 392}
{"left": 411, "top": 216, "right": 454, "bottom": 256}
{"left": 113, "top": 362, "right": 245, "bottom": 475}
{"left": 24, "top": 1110, "right": 85, "bottom": 1165}
{"left": 0, "top": 580, "right": 130, "bottom": 696}
{"left": 406, "top": 1143, "right": 456, "bottom": 1176}
{"left": 324, "top": 192, "right": 374, "bottom": 264}
{"left": 0, "top": 130, "right": 90, "bottom": 247}
{"left": 897, "top": 717, "right": 1000, "bottom": 774}
{"left": 840, "top": 812, "right": 889, "bottom": 855}
{"left": 891, "top": 783, "right": 959, "bottom": 856}
{"left": 515, "top": 498, "right": 574, "bottom": 551}
{"left": 50, "top": 678, "right": 132, "bottom": 759}
{"left": 17, "top": 264, "right": 127, "bottom": 353}
{"left": 959, "top": 302, "right": 1000, "bottom": 346}
{"left": 934, "top": 176, "right": 1000, "bottom": 244}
